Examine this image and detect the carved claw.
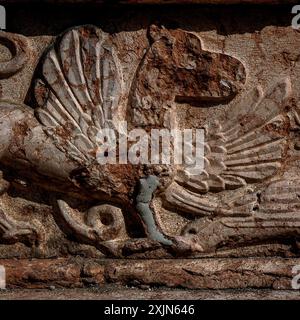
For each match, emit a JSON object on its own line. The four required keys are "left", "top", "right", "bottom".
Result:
{"left": 135, "top": 176, "right": 204, "bottom": 254}
{"left": 0, "top": 209, "right": 43, "bottom": 246}
{"left": 171, "top": 236, "right": 204, "bottom": 253}
{"left": 0, "top": 173, "right": 44, "bottom": 247}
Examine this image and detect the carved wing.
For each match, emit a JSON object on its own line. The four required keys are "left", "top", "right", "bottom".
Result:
{"left": 34, "top": 25, "right": 124, "bottom": 164}
{"left": 165, "top": 79, "right": 291, "bottom": 215}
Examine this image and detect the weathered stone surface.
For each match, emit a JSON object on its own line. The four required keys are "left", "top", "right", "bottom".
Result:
{"left": 0, "top": 2, "right": 299, "bottom": 290}
{"left": 0, "top": 258, "right": 105, "bottom": 288}
{"left": 0, "top": 257, "right": 298, "bottom": 290}
{"left": 106, "top": 258, "right": 300, "bottom": 289}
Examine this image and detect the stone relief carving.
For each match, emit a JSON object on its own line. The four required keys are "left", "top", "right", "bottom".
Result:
{"left": 0, "top": 24, "right": 299, "bottom": 258}
{"left": 0, "top": 31, "right": 30, "bottom": 79}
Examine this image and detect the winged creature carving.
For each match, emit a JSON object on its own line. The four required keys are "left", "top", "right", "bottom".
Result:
{"left": 0, "top": 25, "right": 299, "bottom": 257}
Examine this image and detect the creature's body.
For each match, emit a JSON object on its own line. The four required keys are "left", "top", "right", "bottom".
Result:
{"left": 0, "top": 25, "right": 300, "bottom": 256}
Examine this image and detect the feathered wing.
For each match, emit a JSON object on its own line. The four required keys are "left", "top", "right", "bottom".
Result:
{"left": 34, "top": 26, "right": 124, "bottom": 164}
{"left": 164, "top": 79, "right": 292, "bottom": 216}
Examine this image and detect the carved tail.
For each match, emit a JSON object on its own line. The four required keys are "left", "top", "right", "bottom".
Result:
{"left": 55, "top": 200, "right": 128, "bottom": 256}
{"left": 0, "top": 30, "right": 29, "bottom": 78}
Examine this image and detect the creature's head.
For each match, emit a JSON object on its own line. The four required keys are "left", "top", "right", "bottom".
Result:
{"left": 146, "top": 25, "right": 246, "bottom": 103}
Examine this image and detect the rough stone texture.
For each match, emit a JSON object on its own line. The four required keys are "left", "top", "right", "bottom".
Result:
{"left": 0, "top": 2, "right": 299, "bottom": 291}
{"left": 106, "top": 258, "right": 299, "bottom": 290}
{"left": 0, "top": 258, "right": 105, "bottom": 288}
{"left": 0, "top": 257, "right": 298, "bottom": 290}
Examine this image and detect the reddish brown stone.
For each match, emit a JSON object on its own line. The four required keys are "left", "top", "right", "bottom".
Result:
{"left": 106, "top": 258, "right": 300, "bottom": 290}
{"left": 0, "top": 258, "right": 105, "bottom": 289}
{"left": 0, "top": 257, "right": 298, "bottom": 289}
{"left": 0, "top": 0, "right": 299, "bottom": 294}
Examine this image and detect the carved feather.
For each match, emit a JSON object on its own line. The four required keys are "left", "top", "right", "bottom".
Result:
{"left": 35, "top": 26, "right": 124, "bottom": 164}
{"left": 167, "top": 80, "right": 292, "bottom": 215}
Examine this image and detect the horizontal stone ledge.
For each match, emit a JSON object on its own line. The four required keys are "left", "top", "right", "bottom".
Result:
{"left": 0, "top": 257, "right": 299, "bottom": 289}
{"left": 0, "top": 258, "right": 105, "bottom": 289}
{"left": 0, "top": 0, "right": 298, "bottom": 5}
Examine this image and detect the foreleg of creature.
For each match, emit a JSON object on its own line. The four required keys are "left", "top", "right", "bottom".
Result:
{"left": 135, "top": 175, "right": 204, "bottom": 253}
{"left": 55, "top": 175, "right": 204, "bottom": 256}
{"left": 135, "top": 175, "right": 173, "bottom": 246}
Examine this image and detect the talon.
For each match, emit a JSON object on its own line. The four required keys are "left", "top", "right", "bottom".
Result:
{"left": 172, "top": 235, "right": 204, "bottom": 253}
{"left": 0, "top": 209, "right": 43, "bottom": 246}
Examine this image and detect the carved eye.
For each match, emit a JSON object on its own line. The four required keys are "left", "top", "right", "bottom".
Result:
{"left": 100, "top": 212, "right": 114, "bottom": 226}
{"left": 187, "top": 228, "right": 197, "bottom": 235}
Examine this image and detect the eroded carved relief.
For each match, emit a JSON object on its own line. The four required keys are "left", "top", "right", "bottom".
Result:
{"left": 0, "top": 24, "right": 299, "bottom": 258}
